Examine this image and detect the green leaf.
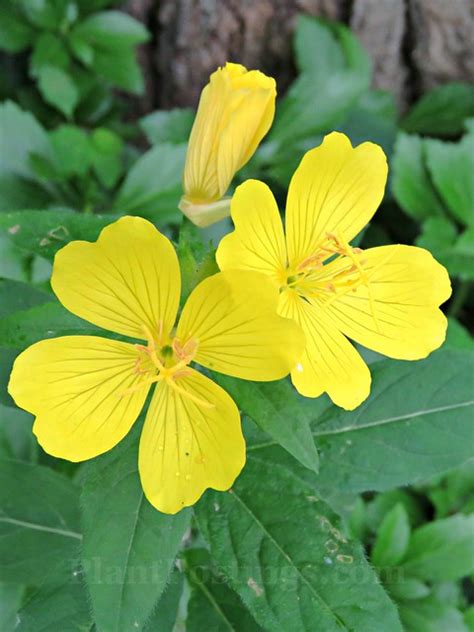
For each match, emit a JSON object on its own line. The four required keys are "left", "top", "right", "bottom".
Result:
{"left": 386, "top": 577, "right": 430, "bottom": 602}
{"left": 90, "top": 127, "right": 124, "bottom": 188}
{"left": 0, "top": 4, "right": 35, "bottom": 53}
{"left": 401, "top": 514, "right": 474, "bottom": 582}
{"left": 30, "top": 33, "right": 70, "bottom": 77}
{"left": 371, "top": 504, "right": 410, "bottom": 567}
{"left": 445, "top": 318, "right": 474, "bottom": 350}
{"left": 185, "top": 549, "right": 263, "bottom": 631}
{"left": 142, "top": 570, "right": 184, "bottom": 632}
{"left": 140, "top": 108, "right": 194, "bottom": 145}
{"left": 74, "top": 10, "right": 149, "bottom": 48}
{"left": 50, "top": 125, "right": 91, "bottom": 177}
{"left": 400, "top": 597, "right": 469, "bottom": 632}
{"left": 0, "top": 101, "right": 53, "bottom": 180}
{"left": 82, "top": 428, "right": 191, "bottom": 632}
{"left": 248, "top": 350, "right": 474, "bottom": 493}
{"left": 0, "top": 301, "right": 100, "bottom": 348}
{"left": 37, "top": 65, "right": 79, "bottom": 118}
{"left": 465, "top": 607, "right": 474, "bottom": 631}
{"left": 425, "top": 135, "right": 474, "bottom": 226}
{"left": 0, "top": 175, "right": 51, "bottom": 212}
{"left": 0, "top": 210, "right": 117, "bottom": 260}
{"left": 0, "top": 459, "right": 82, "bottom": 584}
{"left": 196, "top": 457, "right": 402, "bottom": 631}
{"left": 391, "top": 133, "right": 446, "bottom": 221}
{"left": 402, "top": 82, "right": 474, "bottom": 137}
{"left": 92, "top": 48, "right": 144, "bottom": 93}
{"left": 19, "top": 0, "right": 67, "bottom": 29}
{"left": 0, "top": 279, "right": 50, "bottom": 318}
{"left": 0, "top": 404, "right": 36, "bottom": 462}
{"left": 15, "top": 580, "right": 93, "bottom": 631}
{"left": 0, "top": 582, "right": 24, "bottom": 631}
{"left": 177, "top": 219, "right": 218, "bottom": 304}
{"left": 114, "top": 143, "right": 186, "bottom": 224}
{"left": 214, "top": 374, "right": 319, "bottom": 473}
{"left": 270, "top": 18, "right": 370, "bottom": 143}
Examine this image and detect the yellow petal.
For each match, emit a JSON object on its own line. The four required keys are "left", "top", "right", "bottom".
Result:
{"left": 8, "top": 336, "right": 149, "bottom": 461}
{"left": 183, "top": 62, "right": 276, "bottom": 205}
{"left": 216, "top": 179, "right": 287, "bottom": 284}
{"left": 285, "top": 132, "right": 388, "bottom": 268}
{"left": 139, "top": 368, "right": 245, "bottom": 514}
{"left": 317, "top": 245, "right": 451, "bottom": 359}
{"left": 279, "top": 290, "right": 371, "bottom": 410}
{"left": 51, "top": 216, "right": 180, "bottom": 341}
{"left": 177, "top": 271, "right": 305, "bottom": 381}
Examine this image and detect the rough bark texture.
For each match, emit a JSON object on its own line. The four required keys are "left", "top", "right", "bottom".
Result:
{"left": 124, "top": 0, "right": 474, "bottom": 112}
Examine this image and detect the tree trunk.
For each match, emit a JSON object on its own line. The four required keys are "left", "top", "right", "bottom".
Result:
{"left": 125, "top": 0, "right": 474, "bottom": 113}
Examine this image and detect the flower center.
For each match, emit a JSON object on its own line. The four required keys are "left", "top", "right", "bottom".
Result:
{"left": 119, "top": 326, "right": 213, "bottom": 408}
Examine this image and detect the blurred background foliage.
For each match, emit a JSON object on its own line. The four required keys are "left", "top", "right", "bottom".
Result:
{"left": 0, "top": 2, "right": 473, "bottom": 631}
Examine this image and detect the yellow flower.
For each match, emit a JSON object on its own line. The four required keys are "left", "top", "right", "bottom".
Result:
{"left": 217, "top": 132, "right": 452, "bottom": 411}
{"left": 8, "top": 216, "right": 303, "bottom": 514}
{"left": 179, "top": 62, "right": 276, "bottom": 228}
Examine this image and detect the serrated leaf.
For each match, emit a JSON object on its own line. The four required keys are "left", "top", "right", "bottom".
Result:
{"left": 15, "top": 579, "right": 92, "bottom": 632}
{"left": 425, "top": 135, "right": 474, "bottom": 226}
{"left": 391, "top": 133, "right": 446, "bottom": 221}
{"left": 37, "top": 65, "right": 79, "bottom": 118}
{"left": 402, "top": 82, "right": 474, "bottom": 137}
{"left": 196, "top": 457, "right": 402, "bottom": 632}
{"left": 0, "top": 210, "right": 118, "bottom": 260}
{"left": 142, "top": 570, "right": 184, "bottom": 632}
{"left": 114, "top": 143, "right": 186, "bottom": 224}
{"left": 140, "top": 108, "right": 194, "bottom": 145}
{"left": 213, "top": 374, "right": 319, "bottom": 473}
{"left": 371, "top": 503, "right": 410, "bottom": 567}
{"left": 82, "top": 428, "right": 191, "bottom": 632}
{"left": 0, "top": 459, "right": 82, "bottom": 584}
{"left": 401, "top": 514, "right": 474, "bottom": 582}
{"left": 248, "top": 350, "right": 474, "bottom": 493}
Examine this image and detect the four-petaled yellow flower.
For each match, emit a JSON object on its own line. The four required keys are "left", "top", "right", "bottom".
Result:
{"left": 217, "top": 132, "right": 452, "bottom": 410}
{"left": 8, "top": 217, "right": 303, "bottom": 514}
{"left": 179, "top": 62, "right": 276, "bottom": 228}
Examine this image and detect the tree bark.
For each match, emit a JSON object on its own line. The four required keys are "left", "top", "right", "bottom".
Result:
{"left": 124, "top": 0, "right": 474, "bottom": 112}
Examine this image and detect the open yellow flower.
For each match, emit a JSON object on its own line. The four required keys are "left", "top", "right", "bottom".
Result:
{"left": 217, "top": 132, "right": 452, "bottom": 410}
{"left": 179, "top": 62, "right": 276, "bottom": 228}
{"left": 8, "top": 216, "right": 303, "bottom": 514}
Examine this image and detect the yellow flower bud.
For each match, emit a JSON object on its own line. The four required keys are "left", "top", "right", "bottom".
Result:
{"left": 179, "top": 62, "right": 276, "bottom": 227}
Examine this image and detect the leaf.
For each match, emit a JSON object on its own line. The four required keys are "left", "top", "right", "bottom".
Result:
{"left": 0, "top": 210, "right": 117, "bottom": 261}
{"left": 0, "top": 101, "right": 53, "bottom": 180}
{"left": 0, "top": 582, "right": 24, "bottom": 631}
{"left": 0, "top": 3, "right": 35, "bottom": 53}
{"left": 177, "top": 219, "right": 218, "bottom": 304}
{"left": 0, "top": 301, "right": 100, "bottom": 348}
{"left": 185, "top": 549, "right": 263, "bottom": 632}
{"left": 90, "top": 127, "right": 124, "bottom": 188}
{"left": 50, "top": 125, "right": 91, "bottom": 177}
{"left": 196, "top": 457, "right": 402, "bottom": 632}
{"left": 113, "top": 143, "right": 186, "bottom": 224}
{"left": 248, "top": 350, "right": 474, "bottom": 494}
{"left": 399, "top": 597, "right": 469, "bottom": 632}
{"left": 371, "top": 504, "right": 410, "bottom": 568}
{"left": 0, "top": 459, "right": 82, "bottom": 584}
{"left": 0, "top": 404, "right": 35, "bottom": 462}
{"left": 270, "top": 18, "right": 371, "bottom": 143}
{"left": 213, "top": 374, "right": 319, "bottom": 473}
{"left": 142, "top": 570, "right": 184, "bottom": 632}
{"left": 30, "top": 32, "right": 70, "bottom": 77}
{"left": 92, "top": 48, "right": 144, "bottom": 93}
{"left": 140, "top": 108, "right": 195, "bottom": 145}
{"left": 401, "top": 514, "right": 474, "bottom": 582}
{"left": 425, "top": 135, "right": 474, "bottom": 226}
{"left": 19, "top": 0, "right": 67, "bottom": 29}
{"left": 391, "top": 133, "right": 446, "bottom": 221}
{"left": 386, "top": 577, "right": 430, "bottom": 602}
{"left": 0, "top": 347, "right": 18, "bottom": 407}
{"left": 0, "top": 174, "right": 51, "bottom": 211}
{"left": 0, "top": 279, "right": 50, "bottom": 318}
{"left": 15, "top": 580, "right": 93, "bottom": 632}
{"left": 37, "top": 65, "right": 79, "bottom": 118}
{"left": 74, "top": 10, "right": 149, "bottom": 48}
{"left": 402, "top": 82, "right": 474, "bottom": 137}
{"left": 445, "top": 318, "right": 474, "bottom": 350}
{"left": 82, "top": 427, "right": 191, "bottom": 632}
